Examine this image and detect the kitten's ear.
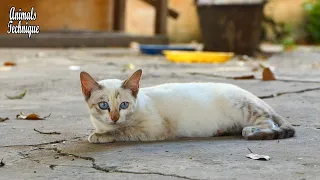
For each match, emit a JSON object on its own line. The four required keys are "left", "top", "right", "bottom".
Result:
{"left": 80, "top": 72, "right": 100, "bottom": 99}
{"left": 122, "top": 69, "right": 142, "bottom": 97}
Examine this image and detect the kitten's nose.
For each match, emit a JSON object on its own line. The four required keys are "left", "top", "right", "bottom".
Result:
{"left": 110, "top": 111, "right": 119, "bottom": 123}
{"left": 110, "top": 116, "right": 118, "bottom": 123}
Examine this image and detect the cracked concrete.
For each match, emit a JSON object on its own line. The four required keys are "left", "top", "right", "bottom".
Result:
{"left": 0, "top": 48, "right": 320, "bottom": 180}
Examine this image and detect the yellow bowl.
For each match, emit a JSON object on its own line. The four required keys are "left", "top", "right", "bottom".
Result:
{"left": 163, "top": 50, "right": 234, "bottom": 64}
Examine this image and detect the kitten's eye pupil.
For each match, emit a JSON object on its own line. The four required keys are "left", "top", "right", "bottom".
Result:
{"left": 98, "top": 102, "right": 109, "bottom": 110}
{"left": 120, "top": 102, "right": 129, "bottom": 109}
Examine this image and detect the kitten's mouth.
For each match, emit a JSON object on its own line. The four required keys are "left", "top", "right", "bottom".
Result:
{"left": 106, "top": 120, "right": 120, "bottom": 125}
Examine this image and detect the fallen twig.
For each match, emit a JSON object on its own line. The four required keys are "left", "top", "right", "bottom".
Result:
{"left": 233, "top": 75, "right": 255, "bottom": 80}
{"left": 34, "top": 128, "right": 61, "bottom": 135}
{"left": 0, "top": 117, "right": 9, "bottom": 122}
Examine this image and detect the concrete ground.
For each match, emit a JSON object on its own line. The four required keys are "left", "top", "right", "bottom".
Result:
{"left": 0, "top": 47, "right": 319, "bottom": 180}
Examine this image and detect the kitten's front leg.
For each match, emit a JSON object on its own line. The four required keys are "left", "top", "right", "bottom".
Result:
{"left": 88, "top": 133, "right": 115, "bottom": 144}
{"left": 88, "top": 125, "right": 166, "bottom": 143}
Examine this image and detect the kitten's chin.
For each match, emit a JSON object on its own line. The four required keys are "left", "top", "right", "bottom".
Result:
{"left": 105, "top": 120, "right": 124, "bottom": 126}
{"left": 105, "top": 121, "right": 117, "bottom": 125}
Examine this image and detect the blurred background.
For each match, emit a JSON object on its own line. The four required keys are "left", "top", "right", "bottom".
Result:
{"left": 0, "top": 0, "right": 319, "bottom": 55}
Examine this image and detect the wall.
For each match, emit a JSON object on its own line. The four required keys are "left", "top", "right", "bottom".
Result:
{"left": 126, "top": 0, "right": 309, "bottom": 43}
{"left": 0, "top": 0, "right": 310, "bottom": 43}
{"left": 125, "top": 0, "right": 201, "bottom": 43}
{"left": 264, "top": 0, "right": 309, "bottom": 41}
{"left": 0, "top": 0, "right": 112, "bottom": 34}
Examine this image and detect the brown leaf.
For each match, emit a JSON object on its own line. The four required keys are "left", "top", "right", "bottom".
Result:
{"left": 0, "top": 117, "right": 9, "bottom": 122}
{"left": 262, "top": 67, "right": 277, "bottom": 81}
{"left": 312, "top": 61, "right": 320, "bottom": 69}
{"left": 233, "top": 75, "right": 255, "bottom": 80}
{"left": 3, "top": 61, "right": 16, "bottom": 66}
{"left": 16, "top": 112, "right": 51, "bottom": 120}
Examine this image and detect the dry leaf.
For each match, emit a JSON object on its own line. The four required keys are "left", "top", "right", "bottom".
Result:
{"left": 256, "top": 54, "right": 269, "bottom": 61}
{"left": 238, "top": 55, "right": 251, "bottom": 61}
{"left": 259, "top": 62, "right": 268, "bottom": 69}
{"left": 0, "top": 117, "right": 9, "bottom": 122}
{"left": 246, "top": 153, "right": 271, "bottom": 161}
{"left": 16, "top": 112, "right": 51, "bottom": 120}
{"left": 68, "top": 66, "right": 80, "bottom": 71}
{"left": 233, "top": 75, "right": 255, "bottom": 80}
{"left": 129, "top": 41, "right": 140, "bottom": 50}
{"left": 0, "top": 66, "right": 12, "bottom": 71}
{"left": 3, "top": 61, "right": 16, "bottom": 66}
{"left": 251, "top": 65, "right": 260, "bottom": 72}
{"left": 249, "top": 62, "right": 260, "bottom": 72}
{"left": 35, "top": 52, "right": 45, "bottom": 57}
{"left": 262, "top": 67, "right": 277, "bottom": 81}
{"left": 0, "top": 159, "right": 4, "bottom": 167}
{"left": 6, "top": 89, "right": 27, "bottom": 100}
{"left": 237, "top": 61, "right": 245, "bottom": 67}
{"left": 312, "top": 61, "right": 320, "bottom": 69}
{"left": 122, "top": 63, "right": 135, "bottom": 72}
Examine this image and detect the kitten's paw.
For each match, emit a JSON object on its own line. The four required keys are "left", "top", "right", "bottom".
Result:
{"left": 242, "top": 127, "right": 261, "bottom": 139}
{"left": 88, "top": 133, "right": 115, "bottom": 144}
{"left": 242, "top": 126, "right": 275, "bottom": 140}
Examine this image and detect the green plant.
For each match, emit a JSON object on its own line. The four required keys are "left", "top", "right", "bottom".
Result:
{"left": 304, "top": 0, "right": 320, "bottom": 44}
{"left": 262, "top": 16, "right": 296, "bottom": 47}
{"left": 280, "top": 24, "right": 296, "bottom": 50}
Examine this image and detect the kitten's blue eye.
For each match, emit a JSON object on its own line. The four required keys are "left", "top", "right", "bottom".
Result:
{"left": 119, "top": 102, "right": 129, "bottom": 109}
{"left": 98, "top": 102, "right": 109, "bottom": 110}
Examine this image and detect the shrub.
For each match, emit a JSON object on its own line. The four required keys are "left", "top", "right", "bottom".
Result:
{"left": 304, "top": 0, "right": 320, "bottom": 44}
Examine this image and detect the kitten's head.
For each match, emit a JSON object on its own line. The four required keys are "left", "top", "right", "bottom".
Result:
{"left": 80, "top": 69, "right": 142, "bottom": 125}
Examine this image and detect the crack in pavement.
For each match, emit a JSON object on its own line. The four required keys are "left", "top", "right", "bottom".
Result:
{"left": 49, "top": 147, "right": 199, "bottom": 180}
{"left": 13, "top": 146, "right": 200, "bottom": 180}
{"left": 188, "top": 72, "right": 320, "bottom": 99}
{"left": 16, "top": 150, "right": 91, "bottom": 170}
{"left": 0, "top": 140, "right": 66, "bottom": 148}
{"left": 258, "top": 87, "right": 320, "bottom": 99}
{"left": 0, "top": 136, "right": 86, "bottom": 148}
{"left": 3, "top": 135, "right": 199, "bottom": 179}
{"left": 102, "top": 169, "right": 200, "bottom": 180}
{"left": 188, "top": 72, "right": 320, "bottom": 83}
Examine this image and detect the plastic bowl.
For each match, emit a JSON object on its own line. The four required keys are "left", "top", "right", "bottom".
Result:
{"left": 163, "top": 50, "right": 234, "bottom": 63}
{"left": 139, "top": 45, "right": 196, "bottom": 55}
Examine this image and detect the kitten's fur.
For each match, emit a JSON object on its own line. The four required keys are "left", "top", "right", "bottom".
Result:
{"left": 80, "top": 69, "right": 295, "bottom": 143}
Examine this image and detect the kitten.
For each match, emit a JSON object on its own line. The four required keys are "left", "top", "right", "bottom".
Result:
{"left": 80, "top": 69, "right": 295, "bottom": 143}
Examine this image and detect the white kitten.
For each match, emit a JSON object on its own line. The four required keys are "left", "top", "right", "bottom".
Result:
{"left": 80, "top": 69, "right": 295, "bottom": 143}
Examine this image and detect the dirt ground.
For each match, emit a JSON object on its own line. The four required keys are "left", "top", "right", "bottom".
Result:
{"left": 0, "top": 47, "right": 319, "bottom": 180}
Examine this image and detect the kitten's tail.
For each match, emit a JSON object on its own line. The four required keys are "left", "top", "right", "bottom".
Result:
{"left": 273, "top": 114, "right": 295, "bottom": 139}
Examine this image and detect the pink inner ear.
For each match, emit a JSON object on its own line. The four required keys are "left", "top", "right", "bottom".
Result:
{"left": 80, "top": 72, "right": 100, "bottom": 98}
{"left": 123, "top": 69, "right": 142, "bottom": 94}
{"left": 125, "top": 81, "right": 139, "bottom": 92}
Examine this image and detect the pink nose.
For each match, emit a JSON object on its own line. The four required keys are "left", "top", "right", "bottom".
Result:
{"left": 110, "top": 112, "right": 119, "bottom": 122}
{"left": 110, "top": 116, "right": 118, "bottom": 122}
